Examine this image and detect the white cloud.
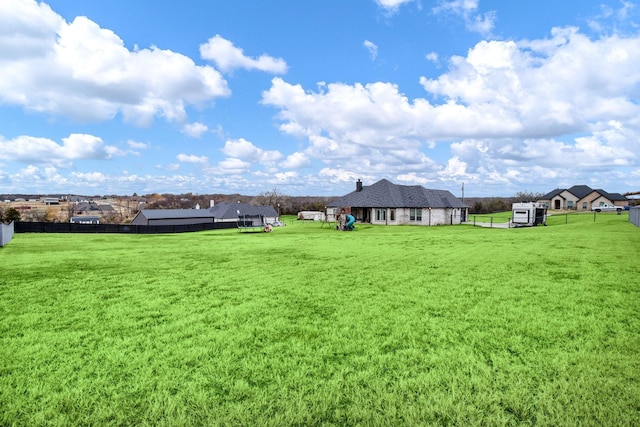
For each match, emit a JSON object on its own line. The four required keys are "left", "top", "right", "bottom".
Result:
{"left": 439, "top": 156, "right": 469, "bottom": 179}
{"left": 375, "top": 0, "right": 413, "bottom": 13}
{"left": 319, "top": 168, "right": 370, "bottom": 183}
{"left": 127, "top": 140, "right": 150, "bottom": 150}
{"left": 199, "top": 35, "right": 288, "bottom": 74}
{"left": 182, "top": 122, "right": 209, "bottom": 138}
{"left": 221, "top": 138, "right": 283, "bottom": 164}
{"left": 426, "top": 51, "right": 439, "bottom": 63}
{"left": 0, "top": 133, "right": 122, "bottom": 165}
{"left": 280, "top": 152, "right": 311, "bottom": 168}
{"left": 433, "top": 0, "right": 496, "bottom": 36}
{"left": 0, "top": 0, "right": 230, "bottom": 125}
{"left": 215, "top": 157, "right": 252, "bottom": 174}
{"left": 363, "top": 40, "right": 378, "bottom": 60}
{"left": 396, "top": 172, "right": 433, "bottom": 185}
{"left": 261, "top": 26, "right": 640, "bottom": 194}
{"left": 177, "top": 154, "right": 209, "bottom": 164}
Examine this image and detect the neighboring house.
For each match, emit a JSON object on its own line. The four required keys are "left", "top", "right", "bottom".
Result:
{"left": 328, "top": 179, "right": 468, "bottom": 226}
{"left": 74, "top": 202, "right": 114, "bottom": 215}
{"left": 130, "top": 202, "right": 278, "bottom": 226}
{"left": 539, "top": 185, "right": 628, "bottom": 211}
{"left": 130, "top": 209, "right": 216, "bottom": 226}
{"left": 42, "top": 197, "right": 59, "bottom": 205}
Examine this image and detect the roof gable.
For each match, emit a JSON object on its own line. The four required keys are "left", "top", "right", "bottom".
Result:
{"left": 567, "top": 185, "right": 595, "bottom": 199}
{"left": 540, "top": 188, "right": 564, "bottom": 200}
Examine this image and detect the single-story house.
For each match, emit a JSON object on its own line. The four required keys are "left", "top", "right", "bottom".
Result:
{"left": 130, "top": 202, "right": 278, "bottom": 226}
{"left": 73, "top": 202, "right": 115, "bottom": 216}
{"left": 539, "top": 185, "right": 628, "bottom": 211}
{"left": 130, "top": 209, "right": 216, "bottom": 226}
{"left": 328, "top": 179, "right": 469, "bottom": 226}
{"left": 42, "top": 197, "right": 59, "bottom": 205}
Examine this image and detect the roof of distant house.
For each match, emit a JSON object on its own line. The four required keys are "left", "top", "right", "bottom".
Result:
{"left": 209, "top": 202, "right": 278, "bottom": 219}
{"left": 541, "top": 185, "right": 628, "bottom": 201}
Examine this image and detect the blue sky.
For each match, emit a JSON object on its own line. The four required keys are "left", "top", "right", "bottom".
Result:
{"left": 1, "top": 0, "right": 639, "bottom": 197}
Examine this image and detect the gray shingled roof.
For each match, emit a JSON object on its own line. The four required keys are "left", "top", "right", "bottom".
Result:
{"left": 540, "top": 188, "right": 564, "bottom": 199}
{"left": 209, "top": 202, "right": 277, "bottom": 219}
{"left": 595, "top": 189, "right": 628, "bottom": 201}
{"left": 567, "top": 185, "right": 595, "bottom": 199}
{"left": 137, "top": 209, "right": 215, "bottom": 219}
{"left": 328, "top": 179, "right": 467, "bottom": 208}
{"left": 541, "top": 185, "right": 628, "bottom": 202}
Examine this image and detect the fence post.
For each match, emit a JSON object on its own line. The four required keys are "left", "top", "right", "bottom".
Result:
{"left": 490, "top": 217, "right": 493, "bottom": 228}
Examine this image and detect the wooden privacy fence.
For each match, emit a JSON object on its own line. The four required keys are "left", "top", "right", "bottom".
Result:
{"left": 15, "top": 221, "right": 237, "bottom": 234}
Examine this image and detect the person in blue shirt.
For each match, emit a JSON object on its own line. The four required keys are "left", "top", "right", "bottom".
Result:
{"left": 345, "top": 214, "right": 355, "bottom": 231}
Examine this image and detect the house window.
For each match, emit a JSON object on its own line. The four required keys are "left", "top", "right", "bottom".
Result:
{"left": 567, "top": 201, "right": 574, "bottom": 209}
{"left": 375, "top": 209, "right": 386, "bottom": 221}
{"left": 389, "top": 209, "right": 395, "bottom": 221}
{"left": 410, "top": 208, "right": 422, "bottom": 221}
{"left": 582, "top": 202, "right": 587, "bottom": 209}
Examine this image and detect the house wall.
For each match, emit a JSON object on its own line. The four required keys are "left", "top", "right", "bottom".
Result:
{"left": 368, "top": 207, "right": 466, "bottom": 226}
{"left": 589, "top": 195, "right": 627, "bottom": 209}
{"left": 149, "top": 218, "right": 215, "bottom": 226}
{"left": 131, "top": 215, "right": 215, "bottom": 226}
{"left": 576, "top": 191, "right": 600, "bottom": 211}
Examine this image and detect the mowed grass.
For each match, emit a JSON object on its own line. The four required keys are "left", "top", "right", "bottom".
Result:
{"left": 1, "top": 213, "right": 639, "bottom": 426}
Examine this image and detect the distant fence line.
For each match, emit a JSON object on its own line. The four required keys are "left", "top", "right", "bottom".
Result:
{"left": 15, "top": 221, "right": 238, "bottom": 234}
{"left": 0, "top": 221, "right": 15, "bottom": 247}
{"left": 630, "top": 207, "right": 640, "bottom": 228}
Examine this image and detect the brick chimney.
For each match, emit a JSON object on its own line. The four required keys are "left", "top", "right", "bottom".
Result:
{"left": 356, "top": 179, "right": 363, "bottom": 192}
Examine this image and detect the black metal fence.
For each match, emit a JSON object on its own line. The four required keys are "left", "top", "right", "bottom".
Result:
{"left": 15, "top": 221, "right": 238, "bottom": 234}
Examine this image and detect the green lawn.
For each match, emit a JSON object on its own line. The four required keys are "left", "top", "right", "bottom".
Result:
{"left": 1, "top": 213, "right": 639, "bottom": 425}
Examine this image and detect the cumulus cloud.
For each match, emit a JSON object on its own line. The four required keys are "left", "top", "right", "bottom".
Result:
{"left": 221, "top": 138, "right": 283, "bottom": 164}
{"left": 0, "top": 133, "right": 123, "bottom": 166}
{"left": 396, "top": 172, "right": 433, "bottom": 185}
{"left": 177, "top": 154, "right": 209, "bottom": 164}
{"left": 426, "top": 51, "right": 439, "bottom": 63}
{"left": 262, "top": 26, "right": 640, "bottom": 193}
{"left": 280, "top": 152, "right": 311, "bottom": 168}
{"left": 215, "top": 157, "right": 252, "bottom": 174}
{"left": 420, "top": 28, "right": 640, "bottom": 137}
{"left": 0, "top": 0, "right": 230, "bottom": 126}
{"left": 200, "top": 35, "right": 288, "bottom": 74}
{"left": 182, "top": 122, "right": 209, "bottom": 138}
